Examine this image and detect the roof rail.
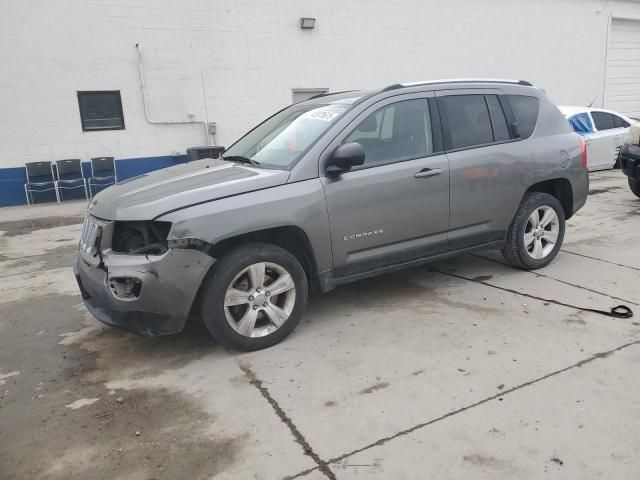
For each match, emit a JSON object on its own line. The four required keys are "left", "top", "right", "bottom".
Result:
{"left": 381, "top": 78, "right": 534, "bottom": 92}
{"left": 306, "top": 90, "right": 358, "bottom": 100}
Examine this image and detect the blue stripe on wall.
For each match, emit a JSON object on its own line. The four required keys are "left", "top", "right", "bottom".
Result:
{"left": 0, "top": 154, "right": 188, "bottom": 207}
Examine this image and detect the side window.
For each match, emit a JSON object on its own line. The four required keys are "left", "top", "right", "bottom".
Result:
{"left": 613, "top": 115, "right": 630, "bottom": 128}
{"left": 507, "top": 95, "right": 539, "bottom": 139}
{"left": 344, "top": 99, "right": 433, "bottom": 167}
{"left": 345, "top": 108, "right": 385, "bottom": 143}
{"left": 591, "top": 112, "right": 616, "bottom": 131}
{"left": 486, "top": 95, "right": 510, "bottom": 142}
{"left": 440, "top": 95, "right": 493, "bottom": 149}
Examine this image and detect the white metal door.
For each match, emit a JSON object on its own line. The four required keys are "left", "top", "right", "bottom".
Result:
{"left": 605, "top": 19, "right": 640, "bottom": 117}
{"left": 585, "top": 133, "right": 613, "bottom": 171}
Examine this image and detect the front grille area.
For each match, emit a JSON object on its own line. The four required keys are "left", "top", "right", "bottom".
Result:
{"left": 79, "top": 215, "right": 104, "bottom": 257}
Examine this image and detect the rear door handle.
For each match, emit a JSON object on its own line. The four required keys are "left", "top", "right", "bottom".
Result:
{"left": 414, "top": 168, "right": 442, "bottom": 178}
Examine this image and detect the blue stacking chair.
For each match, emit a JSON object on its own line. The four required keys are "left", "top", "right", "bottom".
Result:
{"left": 24, "top": 161, "right": 59, "bottom": 205}
{"left": 88, "top": 157, "right": 117, "bottom": 197}
{"left": 54, "top": 159, "right": 88, "bottom": 201}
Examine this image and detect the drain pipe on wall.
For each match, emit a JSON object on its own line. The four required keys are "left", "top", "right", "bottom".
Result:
{"left": 135, "top": 43, "right": 211, "bottom": 146}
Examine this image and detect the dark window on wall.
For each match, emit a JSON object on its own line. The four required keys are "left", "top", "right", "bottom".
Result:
{"left": 440, "top": 95, "right": 493, "bottom": 149}
{"left": 77, "top": 91, "right": 125, "bottom": 131}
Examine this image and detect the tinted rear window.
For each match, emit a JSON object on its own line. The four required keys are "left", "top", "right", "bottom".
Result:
{"left": 591, "top": 111, "right": 615, "bottom": 130}
{"left": 508, "top": 95, "right": 539, "bottom": 138}
{"left": 440, "top": 95, "right": 493, "bottom": 149}
{"left": 591, "top": 111, "right": 629, "bottom": 130}
{"left": 614, "top": 115, "right": 630, "bottom": 128}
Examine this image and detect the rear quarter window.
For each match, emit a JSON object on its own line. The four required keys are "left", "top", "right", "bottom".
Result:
{"left": 614, "top": 115, "right": 630, "bottom": 128}
{"left": 591, "top": 111, "right": 616, "bottom": 131}
{"left": 507, "top": 95, "right": 539, "bottom": 139}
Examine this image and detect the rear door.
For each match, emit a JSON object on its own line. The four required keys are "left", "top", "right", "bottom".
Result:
{"left": 590, "top": 111, "right": 630, "bottom": 169}
{"left": 437, "top": 90, "right": 535, "bottom": 250}
{"left": 322, "top": 92, "right": 450, "bottom": 275}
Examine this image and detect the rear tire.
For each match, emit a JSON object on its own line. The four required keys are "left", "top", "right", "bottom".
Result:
{"left": 629, "top": 177, "right": 640, "bottom": 198}
{"left": 502, "top": 192, "right": 565, "bottom": 270}
{"left": 199, "top": 242, "right": 308, "bottom": 351}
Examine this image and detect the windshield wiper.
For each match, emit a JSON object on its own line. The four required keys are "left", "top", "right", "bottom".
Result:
{"left": 221, "top": 155, "right": 261, "bottom": 167}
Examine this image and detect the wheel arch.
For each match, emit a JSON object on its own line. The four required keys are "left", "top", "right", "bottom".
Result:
{"left": 186, "top": 225, "right": 319, "bottom": 325}
{"left": 208, "top": 226, "right": 319, "bottom": 289}
{"left": 525, "top": 178, "right": 574, "bottom": 219}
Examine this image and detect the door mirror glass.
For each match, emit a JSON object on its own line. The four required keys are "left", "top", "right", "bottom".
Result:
{"left": 326, "top": 142, "right": 365, "bottom": 174}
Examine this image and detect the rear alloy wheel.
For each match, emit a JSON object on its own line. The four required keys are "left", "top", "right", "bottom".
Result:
{"left": 200, "top": 243, "right": 308, "bottom": 351}
{"left": 629, "top": 177, "right": 640, "bottom": 198}
{"left": 523, "top": 205, "right": 560, "bottom": 260}
{"left": 502, "top": 192, "right": 565, "bottom": 269}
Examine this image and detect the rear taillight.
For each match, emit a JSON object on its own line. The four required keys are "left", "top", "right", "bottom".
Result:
{"left": 579, "top": 136, "right": 588, "bottom": 168}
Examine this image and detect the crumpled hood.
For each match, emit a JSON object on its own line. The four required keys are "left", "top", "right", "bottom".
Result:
{"left": 87, "top": 158, "right": 290, "bottom": 220}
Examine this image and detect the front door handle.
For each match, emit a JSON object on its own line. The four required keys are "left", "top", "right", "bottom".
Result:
{"left": 414, "top": 168, "right": 442, "bottom": 178}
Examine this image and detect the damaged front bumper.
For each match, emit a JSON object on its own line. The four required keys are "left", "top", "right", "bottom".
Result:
{"left": 74, "top": 248, "right": 215, "bottom": 336}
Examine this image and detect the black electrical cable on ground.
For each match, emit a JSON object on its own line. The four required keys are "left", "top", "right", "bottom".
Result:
{"left": 430, "top": 266, "right": 634, "bottom": 319}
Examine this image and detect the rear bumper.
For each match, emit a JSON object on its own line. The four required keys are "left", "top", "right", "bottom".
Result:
{"left": 74, "top": 248, "right": 215, "bottom": 336}
{"left": 571, "top": 167, "right": 589, "bottom": 216}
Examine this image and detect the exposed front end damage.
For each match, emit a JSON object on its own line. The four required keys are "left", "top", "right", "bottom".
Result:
{"left": 74, "top": 215, "right": 215, "bottom": 336}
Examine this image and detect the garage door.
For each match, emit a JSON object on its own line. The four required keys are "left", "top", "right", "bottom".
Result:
{"left": 605, "top": 18, "right": 640, "bottom": 117}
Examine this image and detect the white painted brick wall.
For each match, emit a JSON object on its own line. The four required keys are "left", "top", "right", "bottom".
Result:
{"left": 1, "top": 0, "right": 639, "bottom": 168}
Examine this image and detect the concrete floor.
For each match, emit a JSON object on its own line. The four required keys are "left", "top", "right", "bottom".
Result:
{"left": 0, "top": 171, "right": 639, "bottom": 479}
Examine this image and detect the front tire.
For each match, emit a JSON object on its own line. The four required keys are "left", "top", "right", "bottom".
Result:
{"left": 629, "top": 177, "right": 640, "bottom": 198}
{"left": 199, "top": 242, "right": 308, "bottom": 351}
{"left": 502, "top": 192, "right": 565, "bottom": 270}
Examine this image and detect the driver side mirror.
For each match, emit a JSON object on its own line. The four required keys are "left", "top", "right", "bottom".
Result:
{"left": 325, "top": 142, "right": 365, "bottom": 175}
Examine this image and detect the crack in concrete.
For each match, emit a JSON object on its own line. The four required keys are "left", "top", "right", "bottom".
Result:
{"left": 586, "top": 198, "right": 639, "bottom": 207}
{"left": 432, "top": 267, "right": 635, "bottom": 317}
{"left": 471, "top": 253, "right": 640, "bottom": 306}
{"left": 561, "top": 249, "right": 640, "bottom": 272}
{"left": 0, "top": 270, "right": 44, "bottom": 280}
{"left": 288, "top": 339, "right": 640, "bottom": 479}
{"left": 238, "top": 363, "right": 336, "bottom": 480}
{"left": 0, "top": 251, "right": 69, "bottom": 262}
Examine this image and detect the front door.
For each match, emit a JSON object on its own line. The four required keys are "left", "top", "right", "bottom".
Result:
{"left": 322, "top": 94, "right": 450, "bottom": 276}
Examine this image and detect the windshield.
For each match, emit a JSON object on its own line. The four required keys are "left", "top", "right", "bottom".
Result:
{"left": 223, "top": 103, "right": 351, "bottom": 169}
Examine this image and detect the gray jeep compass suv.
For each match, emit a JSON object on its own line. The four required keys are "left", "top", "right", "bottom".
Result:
{"left": 74, "top": 79, "right": 589, "bottom": 351}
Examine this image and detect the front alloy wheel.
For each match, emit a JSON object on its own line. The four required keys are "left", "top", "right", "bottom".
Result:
{"left": 224, "top": 262, "right": 296, "bottom": 338}
{"left": 200, "top": 242, "right": 308, "bottom": 351}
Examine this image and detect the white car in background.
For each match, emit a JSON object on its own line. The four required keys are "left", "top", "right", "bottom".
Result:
{"left": 559, "top": 106, "right": 635, "bottom": 171}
